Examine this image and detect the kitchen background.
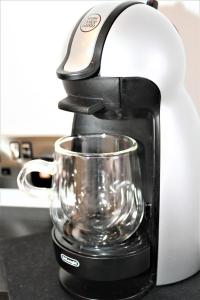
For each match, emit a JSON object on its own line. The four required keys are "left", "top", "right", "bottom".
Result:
{"left": 0, "top": 0, "right": 200, "bottom": 198}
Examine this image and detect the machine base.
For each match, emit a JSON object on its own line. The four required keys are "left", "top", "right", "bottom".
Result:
{"left": 59, "top": 268, "right": 154, "bottom": 300}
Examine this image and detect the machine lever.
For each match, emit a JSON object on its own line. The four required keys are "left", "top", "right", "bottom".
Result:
{"left": 147, "top": 0, "right": 158, "bottom": 9}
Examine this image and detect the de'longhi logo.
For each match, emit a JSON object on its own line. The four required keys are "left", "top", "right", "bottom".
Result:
{"left": 61, "top": 254, "right": 80, "bottom": 268}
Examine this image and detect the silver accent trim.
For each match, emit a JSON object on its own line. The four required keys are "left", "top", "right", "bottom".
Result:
{"left": 64, "top": 3, "right": 121, "bottom": 73}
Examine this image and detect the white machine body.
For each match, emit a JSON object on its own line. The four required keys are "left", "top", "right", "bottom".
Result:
{"left": 63, "top": 1, "right": 200, "bottom": 285}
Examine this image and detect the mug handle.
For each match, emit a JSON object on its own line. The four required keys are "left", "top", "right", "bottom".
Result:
{"left": 17, "top": 159, "right": 56, "bottom": 197}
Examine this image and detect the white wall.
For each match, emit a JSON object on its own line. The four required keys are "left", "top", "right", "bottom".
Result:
{"left": 1, "top": 0, "right": 200, "bottom": 136}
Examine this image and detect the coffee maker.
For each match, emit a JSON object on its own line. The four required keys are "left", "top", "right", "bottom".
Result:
{"left": 52, "top": 1, "right": 200, "bottom": 299}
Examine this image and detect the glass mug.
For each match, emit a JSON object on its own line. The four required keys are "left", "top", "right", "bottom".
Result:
{"left": 17, "top": 134, "right": 144, "bottom": 249}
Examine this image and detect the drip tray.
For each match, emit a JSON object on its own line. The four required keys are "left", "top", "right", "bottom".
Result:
{"left": 53, "top": 228, "right": 151, "bottom": 282}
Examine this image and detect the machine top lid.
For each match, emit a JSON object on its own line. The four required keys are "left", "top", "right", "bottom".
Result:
{"left": 57, "top": 1, "right": 145, "bottom": 80}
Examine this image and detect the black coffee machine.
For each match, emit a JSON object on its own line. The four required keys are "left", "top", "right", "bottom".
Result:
{"left": 52, "top": 0, "right": 200, "bottom": 299}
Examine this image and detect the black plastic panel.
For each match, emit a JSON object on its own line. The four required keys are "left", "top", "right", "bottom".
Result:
{"left": 71, "top": 77, "right": 161, "bottom": 279}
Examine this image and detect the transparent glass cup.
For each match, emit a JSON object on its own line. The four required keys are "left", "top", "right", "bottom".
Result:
{"left": 17, "top": 134, "right": 144, "bottom": 249}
